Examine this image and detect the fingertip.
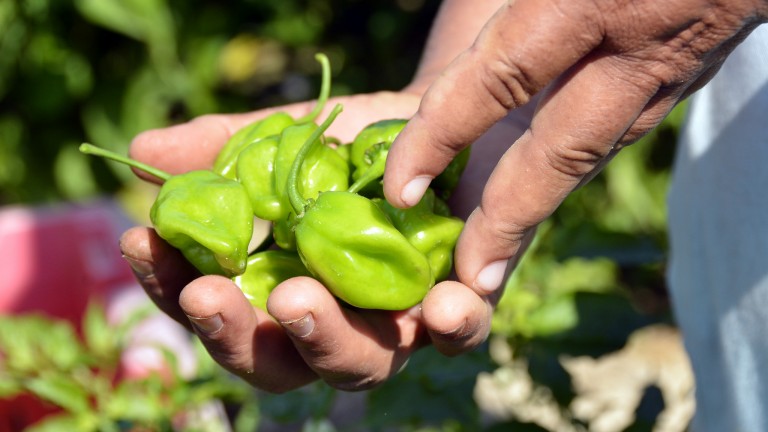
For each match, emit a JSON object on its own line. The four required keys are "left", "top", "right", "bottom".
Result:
{"left": 267, "top": 276, "right": 337, "bottom": 334}
{"left": 422, "top": 281, "right": 491, "bottom": 356}
{"left": 179, "top": 275, "right": 254, "bottom": 332}
{"left": 399, "top": 175, "right": 434, "bottom": 208}
{"left": 453, "top": 206, "right": 533, "bottom": 298}
{"left": 474, "top": 260, "right": 509, "bottom": 294}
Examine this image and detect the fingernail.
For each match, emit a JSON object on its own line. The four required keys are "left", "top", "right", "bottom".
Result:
{"left": 401, "top": 176, "right": 433, "bottom": 207}
{"left": 280, "top": 313, "right": 315, "bottom": 338}
{"left": 187, "top": 314, "right": 224, "bottom": 335}
{"left": 474, "top": 260, "right": 508, "bottom": 293}
{"left": 123, "top": 255, "right": 153, "bottom": 278}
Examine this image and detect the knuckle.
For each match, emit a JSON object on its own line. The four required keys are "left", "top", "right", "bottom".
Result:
{"left": 476, "top": 205, "right": 529, "bottom": 250}
{"left": 479, "top": 56, "right": 535, "bottom": 112}
{"left": 542, "top": 139, "right": 610, "bottom": 179}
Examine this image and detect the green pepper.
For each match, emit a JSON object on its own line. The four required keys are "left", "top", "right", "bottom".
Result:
{"left": 212, "top": 53, "right": 333, "bottom": 180}
{"left": 234, "top": 55, "right": 348, "bottom": 225}
{"left": 349, "top": 119, "right": 407, "bottom": 177}
{"left": 235, "top": 135, "right": 283, "bottom": 221}
{"left": 236, "top": 122, "right": 350, "bottom": 223}
{"left": 287, "top": 105, "right": 434, "bottom": 310}
{"left": 273, "top": 123, "right": 350, "bottom": 217}
{"left": 79, "top": 144, "right": 254, "bottom": 277}
{"left": 350, "top": 118, "right": 471, "bottom": 199}
{"left": 375, "top": 188, "right": 464, "bottom": 281}
{"left": 432, "top": 146, "right": 471, "bottom": 199}
{"left": 259, "top": 121, "right": 348, "bottom": 250}
{"left": 213, "top": 112, "right": 295, "bottom": 179}
{"left": 233, "top": 250, "right": 310, "bottom": 310}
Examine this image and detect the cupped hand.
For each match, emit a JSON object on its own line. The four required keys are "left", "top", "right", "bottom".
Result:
{"left": 119, "top": 90, "right": 511, "bottom": 392}
{"left": 384, "top": 0, "right": 768, "bottom": 297}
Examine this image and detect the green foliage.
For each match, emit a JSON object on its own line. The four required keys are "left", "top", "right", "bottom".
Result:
{"left": 364, "top": 346, "right": 494, "bottom": 431}
{"left": 0, "top": 0, "right": 440, "bottom": 204}
{"left": 0, "top": 303, "right": 257, "bottom": 431}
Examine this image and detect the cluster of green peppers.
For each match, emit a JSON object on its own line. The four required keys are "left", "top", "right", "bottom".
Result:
{"left": 80, "top": 53, "right": 470, "bottom": 311}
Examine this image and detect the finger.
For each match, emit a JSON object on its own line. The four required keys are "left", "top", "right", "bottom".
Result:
{"left": 119, "top": 226, "right": 200, "bottom": 329}
{"left": 267, "top": 277, "right": 423, "bottom": 391}
{"left": 179, "top": 275, "right": 317, "bottom": 392}
{"left": 446, "top": 115, "right": 530, "bottom": 219}
{"left": 421, "top": 281, "right": 493, "bottom": 357}
{"left": 457, "top": 55, "right": 660, "bottom": 294}
{"left": 384, "top": 0, "right": 604, "bottom": 207}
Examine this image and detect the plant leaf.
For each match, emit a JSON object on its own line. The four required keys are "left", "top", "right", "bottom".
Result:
{"left": 25, "top": 374, "right": 91, "bottom": 414}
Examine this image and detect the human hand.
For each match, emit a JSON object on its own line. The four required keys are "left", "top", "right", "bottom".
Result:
{"left": 119, "top": 90, "right": 519, "bottom": 392}
{"left": 384, "top": 0, "right": 767, "bottom": 300}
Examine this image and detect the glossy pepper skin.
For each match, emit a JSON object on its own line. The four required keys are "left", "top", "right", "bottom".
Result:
{"left": 432, "top": 146, "right": 471, "bottom": 199}
{"left": 235, "top": 124, "right": 348, "bottom": 225}
{"left": 79, "top": 144, "right": 254, "bottom": 277}
{"left": 213, "top": 53, "right": 334, "bottom": 180}
{"left": 273, "top": 123, "right": 350, "bottom": 217}
{"left": 235, "top": 135, "right": 283, "bottom": 221}
{"left": 213, "top": 113, "right": 295, "bottom": 179}
{"left": 233, "top": 54, "right": 347, "bottom": 229}
{"left": 349, "top": 119, "right": 470, "bottom": 199}
{"left": 350, "top": 119, "right": 407, "bottom": 177}
{"left": 375, "top": 188, "right": 464, "bottom": 281}
{"left": 288, "top": 105, "right": 434, "bottom": 310}
{"left": 150, "top": 170, "right": 254, "bottom": 277}
{"left": 271, "top": 122, "right": 349, "bottom": 250}
{"left": 233, "top": 250, "right": 310, "bottom": 310}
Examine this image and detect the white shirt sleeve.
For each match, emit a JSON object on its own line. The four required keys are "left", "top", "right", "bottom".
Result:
{"left": 667, "top": 24, "right": 768, "bottom": 432}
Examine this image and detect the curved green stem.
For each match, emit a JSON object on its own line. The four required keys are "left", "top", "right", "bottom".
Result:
{"left": 348, "top": 151, "right": 387, "bottom": 194}
{"left": 79, "top": 143, "right": 171, "bottom": 182}
{"left": 296, "top": 53, "right": 332, "bottom": 124}
{"left": 287, "top": 104, "right": 344, "bottom": 215}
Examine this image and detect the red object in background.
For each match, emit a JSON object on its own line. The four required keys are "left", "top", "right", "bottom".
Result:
{"left": 0, "top": 201, "right": 134, "bottom": 322}
{"left": 0, "top": 201, "right": 137, "bottom": 431}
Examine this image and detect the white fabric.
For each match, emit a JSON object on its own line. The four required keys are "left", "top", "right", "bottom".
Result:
{"left": 668, "top": 24, "right": 768, "bottom": 431}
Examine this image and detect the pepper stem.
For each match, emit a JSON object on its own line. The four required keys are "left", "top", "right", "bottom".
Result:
{"left": 287, "top": 104, "right": 344, "bottom": 216}
{"left": 296, "top": 53, "right": 332, "bottom": 124}
{"left": 79, "top": 143, "right": 172, "bottom": 182}
{"left": 347, "top": 150, "right": 387, "bottom": 194}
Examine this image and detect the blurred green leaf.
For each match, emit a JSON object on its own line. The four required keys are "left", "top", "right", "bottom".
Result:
{"left": 82, "top": 301, "right": 116, "bottom": 360}
{"left": 23, "top": 413, "right": 93, "bottom": 432}
{"left": 74, "top": 0, "right": 177, "bottom": 65}
{"left": 0, "top": 114, "right": 25, "bottom": 188}
{"left": 232, "top": 395, "right": 261, "bottom": 432}
{"left": 0, "top": 376, "right": 23, "bottom": 398}
{"left": 25, "top": 374, "right": 91, "bottom": 414}
{"left": 105, "top": 378, "right": 166, "bottom": 423}
{"left": 0, "top": 315, "right": 84, "bottom": 372}
{"left": 53, "top": 143, "right": 99, "bottom": 201}
{"left": 259, "top": 382, "right": 336, "bottom": 425}
{"left": 365, "top": 346, "right": 492, "bottom": 430}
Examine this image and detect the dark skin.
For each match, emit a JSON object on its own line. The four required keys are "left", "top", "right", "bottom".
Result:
{"left": 120, "top": 0, "right": 767, "bottom": 392}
